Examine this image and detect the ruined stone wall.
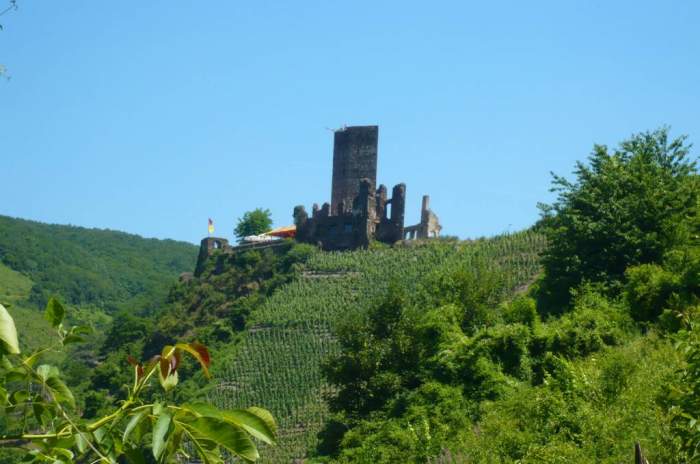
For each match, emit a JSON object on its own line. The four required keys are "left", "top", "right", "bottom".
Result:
{"left": 295, "top": 181, "right": 406, "bottom": 251}
{"left": 330, "top": 126, "right": 378, "bottom": 215}
{"left": 404, "top": 195, "right": 441, "bottom": 240}
{"left": 194, "top": 237, "right": 230, "bottom": 276}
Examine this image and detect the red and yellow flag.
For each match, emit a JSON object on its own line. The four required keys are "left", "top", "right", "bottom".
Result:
{"left": 207, "top": 218, "right": 214, "bottom": 235}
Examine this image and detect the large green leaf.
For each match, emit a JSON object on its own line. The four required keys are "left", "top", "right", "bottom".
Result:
{"left": 46, "top": 376, "right": 75, "bottom": 408}
{"left": 0, "top": 303, "right": 19, "bottom": 354}
{"left": 44, "top": 297, "right": 65, "bottom": 328}
{"left": 187, "top": 436, "right": 223, "bottom": 464}
{"left": 35, "top": 363, "right": 75, "bottom": 407}
{"left": 181, "top": 403, "right": 276, "bottom": 445}
{"left": 246, "top": 407, "right": 278, "bottom": 436}
{"left": 180, "top": 402, "right": 221, "bottom": 418}
{"left": 123, "top": 411, "right": 147, "bottom": 443}
{"left": 182, "top": 416, "right": 258, "bottom": 462}
{"left": 221, "top": 409, "right": 277, "bottom": 445}
{"left": 75, "top": 433, "right": 88, "bottom": 453}
{"left": 152, "top": 410, "right": 173, "bottom": 461}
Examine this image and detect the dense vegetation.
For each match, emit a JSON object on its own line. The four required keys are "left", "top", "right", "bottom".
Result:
{"left": 0, "top": 215, "right": 197, "bottom": 313}
{"left": 0, "top": 215, "right": 200, "bottom": 456}
{"left": 207, "top": 233, "right": 546, "bottom": 462}
{"left": 80, "top": 241, "right": 315, "bottom": 420}
{"left": 536, "top": 128, "right": 698, "bottom": 314}
{"left": 310, "top": 128, "right": 700, "bottom": 462}
{"left": 0, "top": 298, "right": 278, "bottom": 463}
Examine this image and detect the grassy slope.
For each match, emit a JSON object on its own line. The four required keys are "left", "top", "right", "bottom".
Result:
{"left": 207, "top": 232, "right": 546, "bottom": 462}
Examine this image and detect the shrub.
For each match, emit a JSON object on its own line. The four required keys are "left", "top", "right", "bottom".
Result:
{"left": 536, "top": 128, "right": 698, "bottom": 313}
{"left": 503, "top": 295, "right": 540, "bottom": 328}
{"left": 545, "top": 288, "right": 632, "bottom": 358}
{"left": 625, "top": 264, "right": 679, "bottom": 322}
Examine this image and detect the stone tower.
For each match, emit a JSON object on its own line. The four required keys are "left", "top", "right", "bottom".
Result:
{"left": 330, "top": 125, "right": 378, "bottom": 215}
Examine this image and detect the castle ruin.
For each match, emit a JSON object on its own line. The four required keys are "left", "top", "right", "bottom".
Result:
{"left": 195, "top": 125, "right": 441, "bottom": 274}
{"left": 294, "top": 125, "right": 441, "bottom": 250}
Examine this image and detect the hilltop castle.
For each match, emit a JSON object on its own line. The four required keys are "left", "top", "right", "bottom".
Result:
{"left": 294, "top": 125, "right": 441, "bottom": 250}
{"left": 195, "top": 125, "right": 441, "bottom": 273}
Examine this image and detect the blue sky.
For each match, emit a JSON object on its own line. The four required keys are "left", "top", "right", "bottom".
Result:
{"left": 1, "top": 1, "right": 698, "bottom": 244}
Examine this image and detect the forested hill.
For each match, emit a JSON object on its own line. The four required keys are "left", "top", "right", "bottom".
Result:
{"left": 0, "top": 215, "right": 197, "bottom": 314}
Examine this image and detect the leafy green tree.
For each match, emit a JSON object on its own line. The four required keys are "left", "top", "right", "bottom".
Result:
{"left": 0, "top": 299, "right": 277, "bottom": 463}
{"left": 536, "top": 128, "right": 698, "bottom": 313}
{"left": 234, "top": 208, "right": 273, "bottom": 242}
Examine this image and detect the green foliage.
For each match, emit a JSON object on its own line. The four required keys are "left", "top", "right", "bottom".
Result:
{"left": 313, "top": 240, "right": 559, "bottom": 461}
{"left": 541, "top": 287, "right": 632, "bottom": 359}
{"left": 536, "top": 128, "right": 698, "bottom": 313}
{"left": 625, "top": 248, "right": 700, "bottom": 326}
{"left": 626, "top": 264, "right": 681, "bottom": 322}
{"left": 667, "top": 325, "right": 700, "bottom": 462}
{"left": 0, "top": 215, "right": 197, "bottom": 313}
{"left": 300, "top": 129, "right": 700, "bottom": 463}
{"left": 149, "top": 241, "right": 310, "bottom": 348}
{"left": 312, "top": 246, "right": 691, "bottom": 462}
{"left": 457, "top": 335, "right": 681, "bottom": 463}
{"left": 205, "top": 232, "right": 544, "bottom": 462}
{"left": 0, "top": 263, "right": 58, "bottom": 353}
{"left": 0, "top": 299, "right": 276, "bottom": 463}
{"left": 334, "top": 383, "right": 472, "bottom": 464}
{"left": 235, "top": 208, "right": 273, "bottom": 241}
{"left": 502, "top": 295, "right": 540, "bottom": 328}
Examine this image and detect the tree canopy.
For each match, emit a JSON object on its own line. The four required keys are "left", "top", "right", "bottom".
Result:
{"left": 234, "top": 208, "right": 273, "bottom": 241}
{"left": 536, "top": 127, "right": 698, "bottom": 313}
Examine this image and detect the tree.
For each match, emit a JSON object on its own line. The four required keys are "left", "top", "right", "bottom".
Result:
{"left": 536, "top": 127, "right": 698, "bottom": 314}
{"left": 234, "top": 208, "right": 273, "bottom": 242}
{"left": 0, "top": 298, "right": 277, "bottom": 463}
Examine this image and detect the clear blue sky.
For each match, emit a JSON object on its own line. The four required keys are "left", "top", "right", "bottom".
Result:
{"left": 1, "top": 1, "right": 698, "bottom": 244}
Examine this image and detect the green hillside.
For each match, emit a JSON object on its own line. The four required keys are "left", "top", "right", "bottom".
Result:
{"left": 0, "top": 262, "right": 56, "bottom": 353}
{"left": 204, "top": 232, "right": 546, "bottom": 462}
{"left": 0, "top": 215, "right": 197, "bottom": 314}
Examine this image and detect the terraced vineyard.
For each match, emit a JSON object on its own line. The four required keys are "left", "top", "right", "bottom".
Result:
{"left": 208, "top": 232, "right": 546, "bottom": 462}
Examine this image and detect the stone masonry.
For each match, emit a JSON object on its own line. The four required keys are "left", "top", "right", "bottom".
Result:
{"left": 294, "top": 125, "right": 439, "bottom": 251}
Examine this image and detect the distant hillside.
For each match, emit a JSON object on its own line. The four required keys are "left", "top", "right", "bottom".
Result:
{"left": 0, "top": 215, "right": 197, "bottom": 314}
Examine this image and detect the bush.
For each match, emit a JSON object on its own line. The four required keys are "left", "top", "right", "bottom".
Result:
{"left": 543, "top": 287, "right": 632, "bottom": 359}
{"left": 536, "top": 128, "right": 698, "bottom": 313}
{"left": 625, "top": 264, "right": 679, "bottom": 322}
{"left": 503, "top": 295, "right": 540, "bottom": 328}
